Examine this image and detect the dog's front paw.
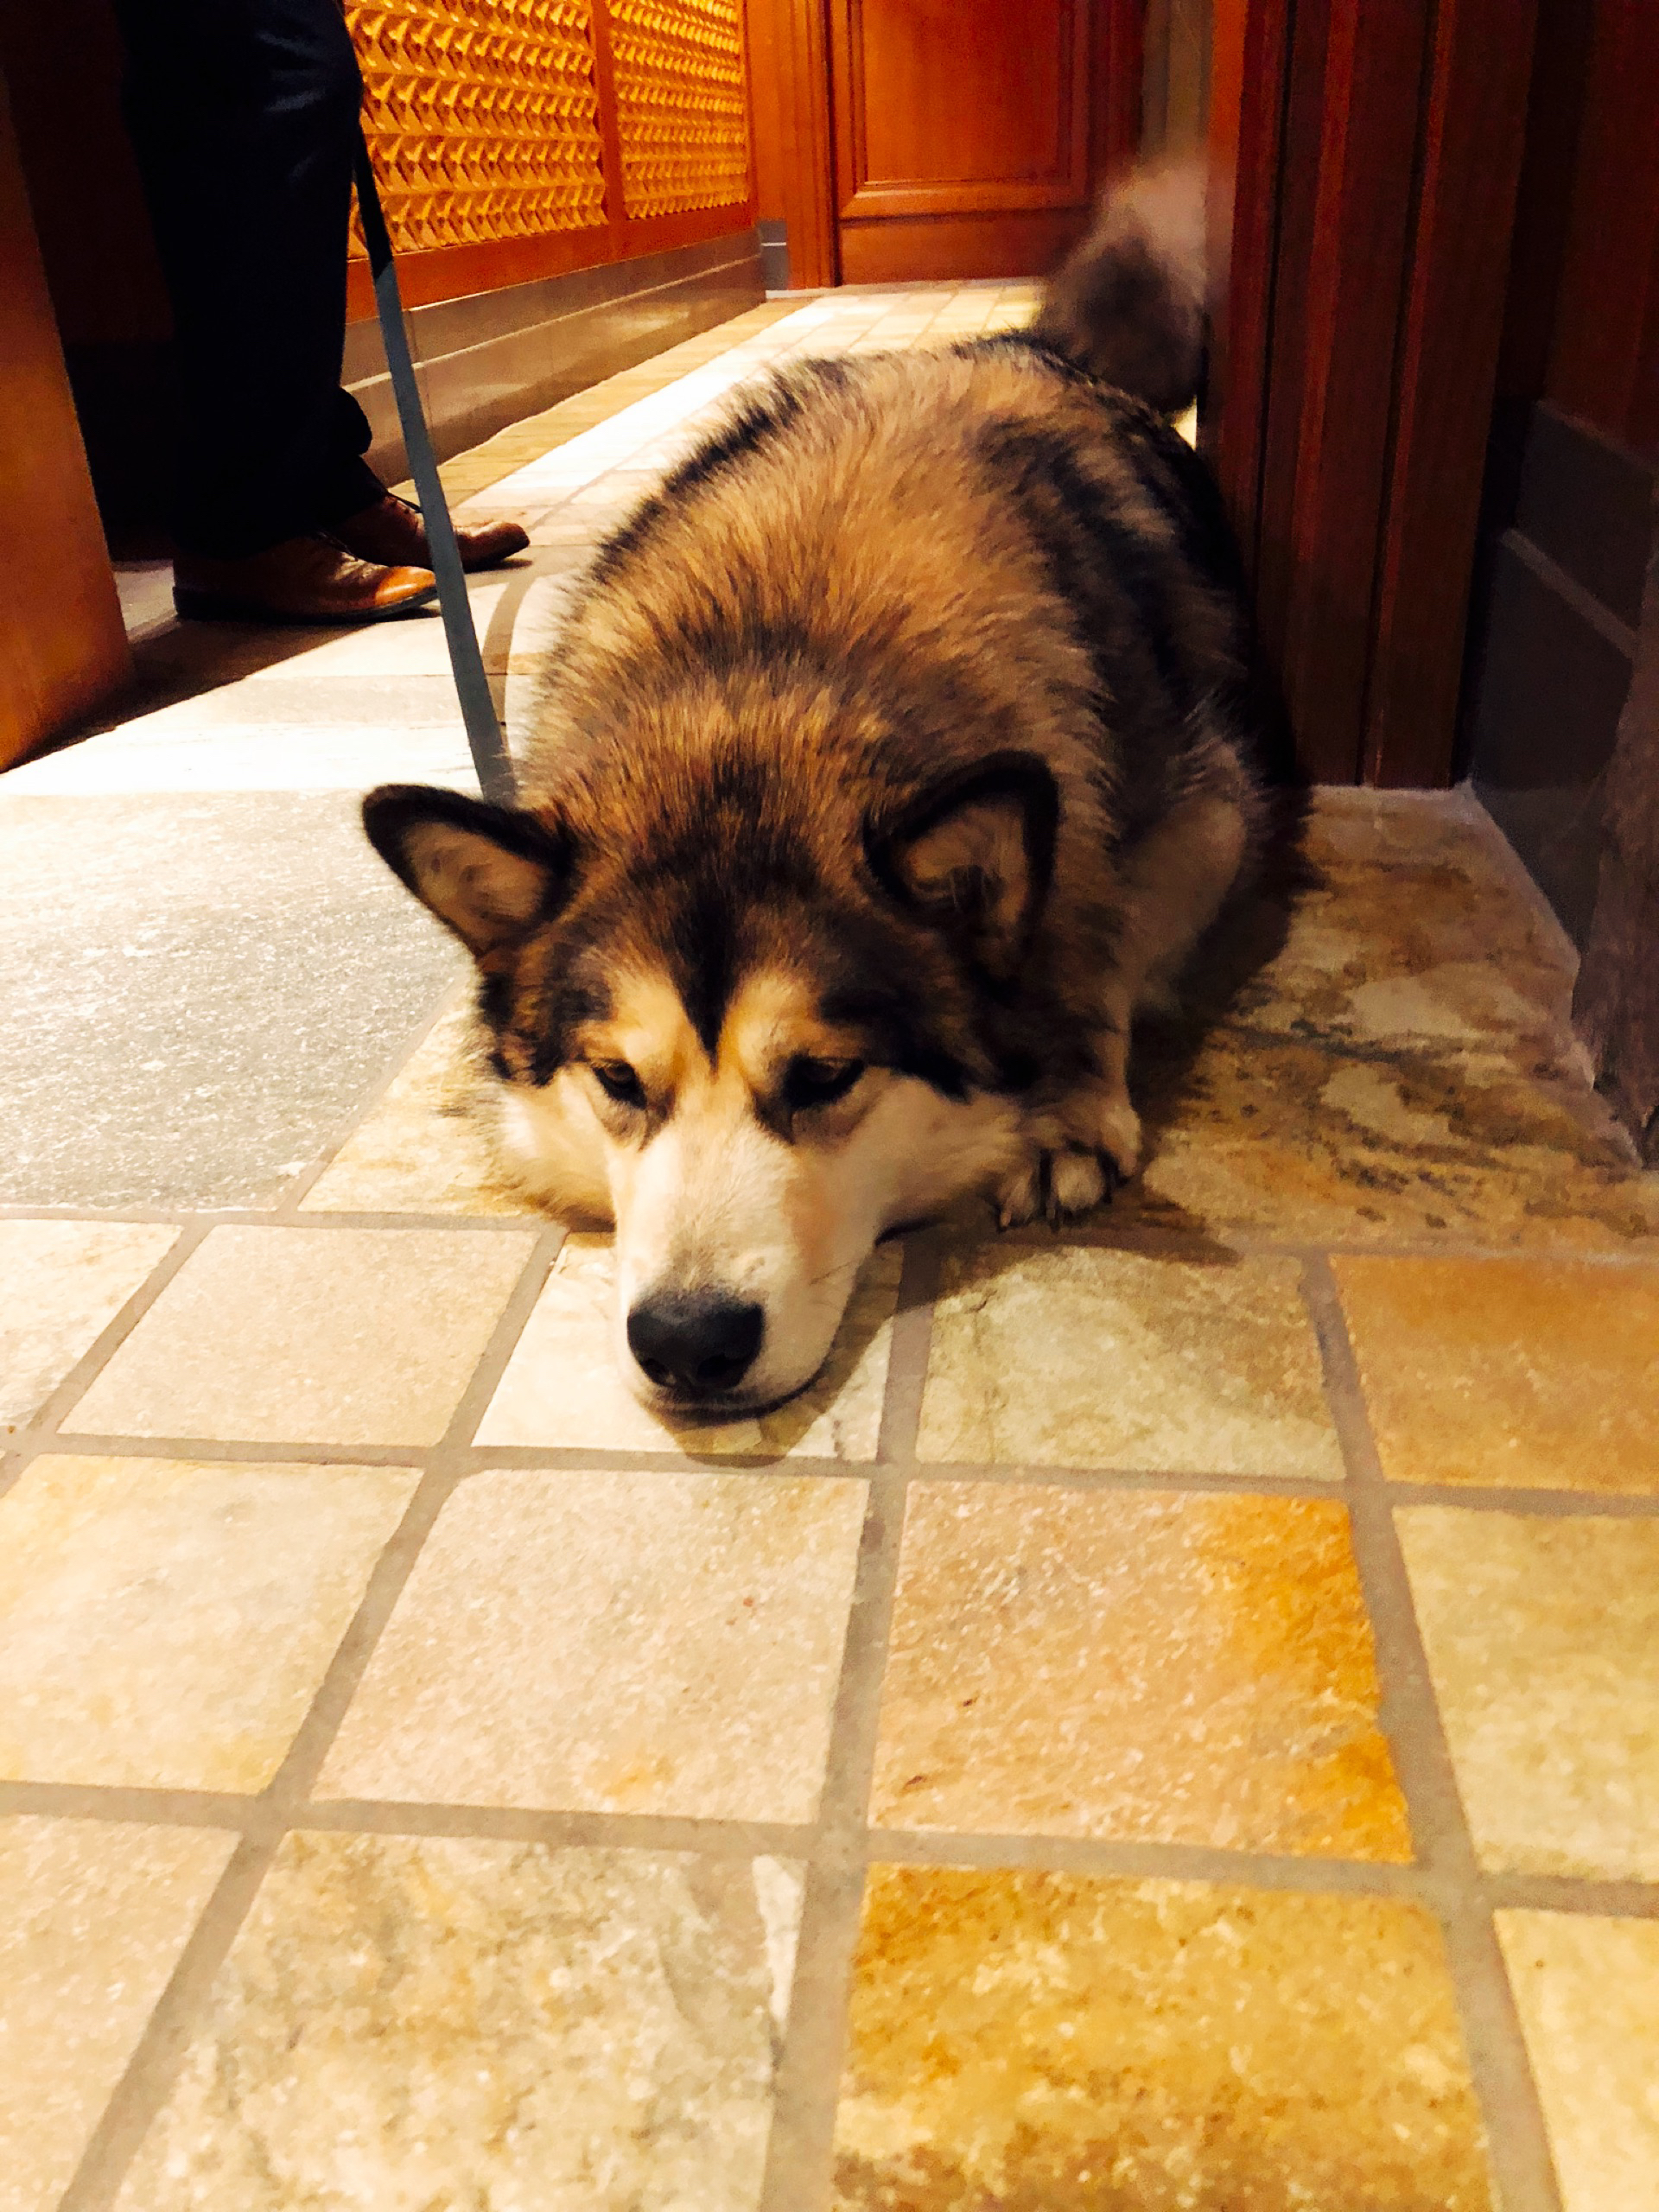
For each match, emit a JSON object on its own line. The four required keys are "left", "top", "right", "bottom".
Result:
{"left": 1046, "top": 1144, "right": 1115, "bottom": 1224}
{"left": 992, "top": 1143, "right": 1122, "bottom": 1230}
{"left": 1086, "top": 1094, "right": 1142, "bottom": 1185}
{"left": 993, "top": 1151, "right": 1046, "bottom": 1230}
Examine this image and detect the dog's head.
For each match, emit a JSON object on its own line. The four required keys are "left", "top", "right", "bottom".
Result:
{"left": 363, "top": 749, "right": 1052, "bottom": 1412}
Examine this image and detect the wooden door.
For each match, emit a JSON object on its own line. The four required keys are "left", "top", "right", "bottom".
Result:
{"left": 827, "top": 0, "right": 1135, "bottom": 284}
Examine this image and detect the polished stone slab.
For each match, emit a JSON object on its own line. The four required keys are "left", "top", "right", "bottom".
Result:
{"left": 1399, "top": 1505, "right": 1659, "bottom": 1878}
{"left": 870, "top": 1485, "right": 1410, "bottom": 1856}
{"left": 0, "top": 1219, "right": 176, "bottom": 1435}
{"left": 833, "top": 1866, "right": 1492, "bottom": 2210}
{"left": 0, "top": 1456, "right": 416, "bottom": 1789}
{"left": 0, "top": 1815, "right": 234, "bottom": 2212}
{"left": 0, "top": 792, "right": 463, "bottom": 1207}
{"left": 320, "top": 1467, "right": 867, "bottom": 1822}
{"left": 115, "top": 1833, "right": 797, "bottom": 2212}
{"left": 72, "top": 1226, "right": 532, "bottom": 1448}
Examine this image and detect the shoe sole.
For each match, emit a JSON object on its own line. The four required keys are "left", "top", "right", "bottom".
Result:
{"left": 173, "top": 582, "right": 441, "bottom": 626}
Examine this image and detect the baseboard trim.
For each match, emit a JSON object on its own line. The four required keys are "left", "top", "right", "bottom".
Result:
{"left": 345, "top": 230, "right": 766, "bottom": 484}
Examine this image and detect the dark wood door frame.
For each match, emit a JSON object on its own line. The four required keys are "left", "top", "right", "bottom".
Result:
{"left": 1209, "top": 0, "right": 1540, "bottom": 787}
{"left": 746, "top": 0, "right": 841, "bottom": 289}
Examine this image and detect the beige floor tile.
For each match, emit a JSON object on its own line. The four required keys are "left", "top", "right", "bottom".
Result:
{"left": 1398, "top": 1507, "right": 1659, "bottom": 1877}
{"left": 115, "top": 1832, "right": 798, "bottom": 2212}
{"left": 319, "top": 1467, "right": 866, "bottom": 1821}
{"left": 1, "top": 1815, "right": 235, "bottom": 2212}
{"left": 302, "top": 1005, "right": 536, "bottom": 1217}
{"left": 833, "top": 1866, "right": 1492, "bottom": 2210}
{"left": 0, "top": 1456, "right": 415, "bottom": 1790}
{"left": 917, "top": 1243, "right": 1342, "bottom": 1477}
{"left": 1140, "top": 1027, "right": 1659, "bottom": 1249}
{"left": 1495, "top": 1910, "right": 1659, "bottom": 2212}
{"left": 0, "top": 1219, "right": 176, "bottom": 1436}
{"left": 1335, "top": 1254, "right": 1659, "bottom": 1491}
{"left": 1135, "top": 792, "right": 1659, "bottom": 1249}
{"left": 69, "top": 1225, "right": 533, "bottom": 1446}
{"left": 476, "top": 1234, "right": 899, "bottom": 1459}
{"left": 870, "top": 1485, "right": 1410, "bottom": 1856}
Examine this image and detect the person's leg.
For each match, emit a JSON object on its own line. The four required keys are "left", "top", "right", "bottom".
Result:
{"left": 113, "top": 0, "right": 379, "bottom": 559}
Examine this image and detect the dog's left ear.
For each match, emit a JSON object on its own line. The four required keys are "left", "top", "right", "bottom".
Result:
{"left": 362, "top": 784, "right": 574, "bottom": 962}
{"left": 865, "top": 751, "right": 1059, "bottom": 978}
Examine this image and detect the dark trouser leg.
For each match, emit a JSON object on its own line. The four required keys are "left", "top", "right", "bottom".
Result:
{"left": 112, "top": 0, "right": 382, "bottom": 558}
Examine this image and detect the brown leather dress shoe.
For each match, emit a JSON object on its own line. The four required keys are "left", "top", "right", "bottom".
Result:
{"left": 332, "top": 491, "right": 530, "bottom": 572}
{"left": 173, "top": 534, "right": 438, "bottom": 625}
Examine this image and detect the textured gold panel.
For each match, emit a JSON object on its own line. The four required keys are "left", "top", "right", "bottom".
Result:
{"left": 347, "top": 1, "right": 607, "bottom": 256}
{"left": 607, "top": 0, "right": 751, "bottom": 218}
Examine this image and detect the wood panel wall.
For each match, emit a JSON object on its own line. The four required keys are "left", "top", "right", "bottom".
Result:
{"left": 1459, "top": 0, "right": 1658, "bottom": 947}
{"left": 0, "top": 77, "right": 129, "bottom": 767}
{"left": 747, "top": 0, "right": 1138, "bottom": 288}
{"left": 825, "top": 0, "right": 1140, "bottom": 284}
{"left": 1533, "top": 0, "right": 1659, "bottom": 455}
{"left": 1210, "top": 0, "right": 1540, "bottom": 788}
{"left": 346, "top": 0, "right": 758, "bottom": 315}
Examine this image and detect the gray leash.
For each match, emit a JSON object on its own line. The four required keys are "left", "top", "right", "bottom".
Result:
{"left": 351, "top": 130, "right": 517, "bottom": 805}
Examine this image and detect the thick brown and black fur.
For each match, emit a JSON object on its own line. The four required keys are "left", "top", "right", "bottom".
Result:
{"left": 365, "top": 166, "right": 1267, "bottom": 1413}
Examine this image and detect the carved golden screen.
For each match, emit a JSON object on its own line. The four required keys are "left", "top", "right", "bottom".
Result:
{"left": 346, "top": 0, "right": 607, "bottom": 256}
{"left": 607, "top": 0, "right": 752, "bottom": 219}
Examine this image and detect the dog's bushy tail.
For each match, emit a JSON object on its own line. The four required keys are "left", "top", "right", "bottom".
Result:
{"left": 1032, "top": 163, "right": 1207, "bottom": 415}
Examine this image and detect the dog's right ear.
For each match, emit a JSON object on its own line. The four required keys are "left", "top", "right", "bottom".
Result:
{"left": 864, "top": 751, "right": 1059, "bottom": 981}
{"left": 362, "top": 785, "right": 574, "bottom": 962}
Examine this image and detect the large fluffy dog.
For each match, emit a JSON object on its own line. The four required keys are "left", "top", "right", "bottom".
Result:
{"left": 365, "top": 170, "right": 1264, "bottom": 1414}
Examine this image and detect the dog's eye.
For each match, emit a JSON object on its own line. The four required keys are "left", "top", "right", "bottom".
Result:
{"left": 784, "top": 1056, "right": 866, "bottom": 1111}
{"left": 590, "top": 1061, "right": 646, "bottom": 1109}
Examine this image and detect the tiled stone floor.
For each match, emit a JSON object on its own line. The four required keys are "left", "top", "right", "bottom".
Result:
{"left": 3, "top": 285, "right": 1658, "bottom": 2211}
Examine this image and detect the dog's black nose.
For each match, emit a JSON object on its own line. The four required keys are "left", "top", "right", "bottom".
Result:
{"left": 626, "top": 1291, "right": 764, "bottom": 1395}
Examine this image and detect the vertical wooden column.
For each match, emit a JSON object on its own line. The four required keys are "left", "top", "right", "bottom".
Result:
{"left": 0, "top": 73, "right": 129, "bottom": 768}
{"left": 1256, "top": 0, "right": 1431, "bottom": 783}
{"left": 1362, "top": 0, "right": 1540, "bottom": 785}
{"left": 1204, "top": 0, "right": 1289, "bottom": 562}
{"left": 746, "top": 0, "right": 838, "bottom": 288}
{"left": 1211, "top": 0, "right": 1540, "bottom": 785}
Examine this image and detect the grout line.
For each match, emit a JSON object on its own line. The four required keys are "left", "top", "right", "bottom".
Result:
{"left": 35, "top": 1436, "right": 494, "bottom": 1469}
{"left": 478, "top": 557, "right": 545, "bottom": 724}
{"left": 0, "top": 1202, "right": 547, "bottom": 1229}
{"left": 0, "top": 1221, "right": 212, "bottom": 1511}
{"left": 56, "top": 1835, "right": 276, "bottom": 2212}
{"left": 5, "top": 1773, "right": 1653, "bottom": 1915}
{"left": 757, "top": 1231, "right": 939, "bottom": 2212}
{"left": 287, "top": 1800, "right": 808, "bottom": 1858}
{"left": 1302, "top": 1255, "right": 1565, "bottom": 2212}
{"left": 21, "top": 1425, "right": 1659, "bottom": 1520}
{"left": 48, "top": 1224, "right": 564, "bottom": 2211}
{"left": 3, "top": 1198, "right": 1654, "bottom": 1272}
{"left": 275, "top": 983, "right": 469, "bottom": 1216}
{"left": 1376, "top": 1479, "right": 1659, "bottom": 1519}
{"left": 263, "top": 1224, "right": 565, "bottom": 1808}
{"left": 873, "top": 1237, "right": 938, "bottom": 1468}
{"left": 870, "top": 1829, "right": 1428, "bottom": 1895}
{"left": 1484, "top": 1872, "right": 1659, "bottom": 1920}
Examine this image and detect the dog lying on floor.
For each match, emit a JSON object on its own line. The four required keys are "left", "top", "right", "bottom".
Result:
{"left": 364, "top": 168, "right": 1265, "bottom": 1416}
